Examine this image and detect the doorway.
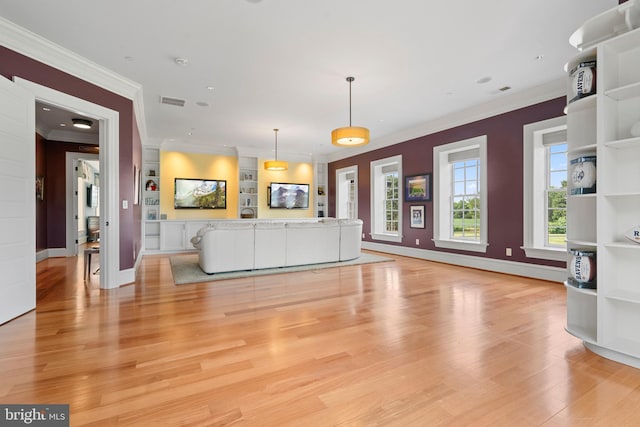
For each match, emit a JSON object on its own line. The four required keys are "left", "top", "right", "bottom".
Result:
{"left": 15, "top": 77, "right": 120, "bottom": 289}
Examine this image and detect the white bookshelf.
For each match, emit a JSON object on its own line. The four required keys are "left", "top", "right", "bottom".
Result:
{"left": 566, "top": 2, "right": 640, "bottom": 368}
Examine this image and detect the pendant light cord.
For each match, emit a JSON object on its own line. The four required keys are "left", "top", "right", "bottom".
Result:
{"left": 273, "top": 128, "right": 279, "bottom": 160}
{"left": 347, "top": 76, "right": 354, "bottom": 127}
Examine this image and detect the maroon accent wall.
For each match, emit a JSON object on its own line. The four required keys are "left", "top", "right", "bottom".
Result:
{"left": 0, "top": 46, "right": 138, "bottom": 271}
{"left": 329, "top": 97, "right": 567, "bottom": 268}
{"left": 41, "top": 140, "right": 98, "bottom": 248}
{"left": 35, "top": 133, "right": 47, "bottom": 251}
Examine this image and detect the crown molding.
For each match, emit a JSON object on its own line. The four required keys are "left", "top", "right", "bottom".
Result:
{"left": 0, "top": 16, "right": 148, "bottom": 142}
{"left": 327, "top": 79, "right": 566, "bottom": 163}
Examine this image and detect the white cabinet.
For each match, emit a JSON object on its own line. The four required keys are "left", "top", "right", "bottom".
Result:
{"left": 238, "top": 156, "right": 258, "bottom": 218}
{"left": 160, "top": 221, "right": 186, "bottom": 251}
{"left": 160, "top": 221, "right": 209, "bottom": 251}
{"left": 142, "top": 147, "right": 161, "bottom": 250}
{"left": 565, "top": 3, "right": 640, "bottom": 368}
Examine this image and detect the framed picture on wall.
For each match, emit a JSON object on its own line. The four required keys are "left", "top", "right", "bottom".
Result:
{"left": 405, "top": 173, "right": 432, "bottom": 202}
{"left": 35, "top": 176, "right": 44, "bottom": 201}
{"left": 410, "top": 205, "right": 425, "bottom": 229}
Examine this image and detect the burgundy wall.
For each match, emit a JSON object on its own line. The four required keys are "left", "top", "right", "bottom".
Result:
{"left": 41, "top": 140, "right": 98, "bottom": 248}
{"left": 0, "top": 46, "right": 138, "bottom": 271}
{"left": 329, "top": 97, "right": 567, "bottom": 268}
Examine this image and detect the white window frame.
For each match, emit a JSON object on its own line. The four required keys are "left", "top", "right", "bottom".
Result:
{"left": 370, "top": 155, "right": 402, "bottom": 242}
{"left": 336, "top": 165, "right": 358, "bottom": 220}
{"left": 523, "top": 116, "right": 567, "bottom": 261}
{"left": 433, "top": 135, "right": 488, "bottom": 252}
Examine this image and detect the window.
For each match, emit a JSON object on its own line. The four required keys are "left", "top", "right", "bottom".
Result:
{"left": 546, "top": 143, "right": 567, "bottom": 247}
{"left": 370, "top": 155, "right": 402, "bottom": 242}
{"left": 523, "top": 117, "right": 567, "bottom": 261}
{"left": 433, "top": 136, "right": 487, "bottom": 252}
{"left": 384, "top": 171, "right": 399, "bottom": 232}
{"left": 336, "top": 165, "right": 358, "bottom": 219}
{"left": 452, "top": 159, "right": 481, "bottom": 241}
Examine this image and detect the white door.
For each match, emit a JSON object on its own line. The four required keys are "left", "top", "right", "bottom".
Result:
{"left": 0, "top": 77, "right": 36, "bottom": 324}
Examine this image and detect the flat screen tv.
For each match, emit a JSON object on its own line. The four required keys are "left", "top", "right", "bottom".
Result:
{"left": 87, "top": 184, "right": 99, "bottom": 208}
{"left": 174, "top": 178, "right": 227, "bottom": 209}
{"left": 269, "top": 182, "right": 309, "bottom": 209}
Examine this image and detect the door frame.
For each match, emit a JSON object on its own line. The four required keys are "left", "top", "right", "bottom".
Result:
{"left": 67, "top": 152, "right": 99, "bottom": 256}
{"left": 14, "top": 77, "right": 120, "bottom": 289}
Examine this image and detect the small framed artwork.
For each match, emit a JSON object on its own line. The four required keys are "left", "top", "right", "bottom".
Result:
{"left": 410, "top": 205, "right": 425, "bottom": 229}
{"left": 405, "top": 173, "right": 432, "bottom": 202}
{"left": 147, "top": 208, "right": 157, "bottom": 220}
{"left": 35, "top": 176, "right": 45, "bottom": 201}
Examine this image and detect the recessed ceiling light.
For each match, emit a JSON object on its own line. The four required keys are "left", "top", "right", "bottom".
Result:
{"left": 72, "top": 118, "right": 93, "bottom": 129}
{"left": 175, "top": 57, "right": 189, "bottom": 66}
{"left": 124, "top": 56, "right": 134, "bottom": 61}
{"left": 60, "top": 123, "right": 66, "bottom": 127}
{"left": 477, "top": 76, "right": 492, "bottom": 84}
{"left": 196, "top": 101, "right": 209, "bottom": 107}
{"left": 535, "top": 54, "right": 544, "bottom": 60}
{"left": 42, "top": 107, "right": 51, "bottom": 111}
{"left": 206, "top": 86, "right": 214, "bottom": 91}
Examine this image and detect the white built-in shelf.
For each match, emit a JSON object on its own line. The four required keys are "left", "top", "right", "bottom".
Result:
{"left": 604, "top": 81, "right": 640, "bottom": 100}
{"left": 604, "top": 241, "right": 640, "bottom": 250}
{"left": 604, "top": 136, "right": 640, "bottom": 149}
{"left": 565, "top": 282, "right": 598, "bottom": 297}
{"left": 565, "top": 94, "right": 596, "bottom": 114}
{"left": 567, "top": 240, "right": 597, "bottom": 248}
{"left": 568, "top": 143, "right": 597, "bottom": 156}
{"left": 606, "top": 290, "right": 640, "bottom": 304}
{"left": 569, "top": 0, "right": 640, "bottom": 51}
{"left": 603, "top": 191, "right": 640, "bottom": 198}
{"left": 565, "top": 326, "right": 598, "bottom": 345}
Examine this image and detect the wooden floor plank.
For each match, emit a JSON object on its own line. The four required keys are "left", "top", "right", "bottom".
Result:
{"left": 0, "top": 250, "right": 639, "bottom": 425}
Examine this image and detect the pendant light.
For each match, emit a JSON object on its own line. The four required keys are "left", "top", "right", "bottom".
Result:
{"left": 264, "top": 128, "right": 288, "bottom": 171}
{"left": 331, "top": 76, "right": 369, "bottom": 147}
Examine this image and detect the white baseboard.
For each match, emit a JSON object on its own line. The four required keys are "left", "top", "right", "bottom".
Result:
{"left": 36, "top": 250, "right": 48, "bottom": 263}
{"left": 362, "top": 242, "right": 566, "bottom": 283}
{"left": 116, "top": 268, "right": 136, "bottom": 287}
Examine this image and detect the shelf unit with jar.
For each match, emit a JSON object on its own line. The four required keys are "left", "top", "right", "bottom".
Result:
{"left": 565, "top": 0, "right": 640, "bottom": 368}
{"left": 315, "top": 162, "right": 327, "bottom": 217}
{"left": 238, "top": 156, "right": 258, "bottom": 218}
{"left": 142, "top": 147, "right": 161, "bottom": 250}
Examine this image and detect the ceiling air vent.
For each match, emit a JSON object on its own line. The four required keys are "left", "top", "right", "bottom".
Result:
{"left": 160, "top": 96, "right": 186, "bottom": 107}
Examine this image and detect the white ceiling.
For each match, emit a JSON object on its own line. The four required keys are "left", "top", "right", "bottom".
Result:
{"left": 0, "top": 0, "right": 618, "bottom": 160}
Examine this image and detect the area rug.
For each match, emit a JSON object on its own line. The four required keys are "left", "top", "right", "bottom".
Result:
{"left": 170, "top": 252, "right": 394, "bottom": 285}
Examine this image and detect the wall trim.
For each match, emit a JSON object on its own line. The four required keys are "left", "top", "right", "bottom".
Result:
{"left": 362, "top": 241, "right": 566, "bottom": 283}
{"left": 0, "top": 16, "right": 147, "bottom": 142}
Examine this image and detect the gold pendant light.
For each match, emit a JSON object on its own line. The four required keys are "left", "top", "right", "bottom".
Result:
{"left": 331, "top": 76, "right": 370, "bottom": 147}
{"left": 264, "top": 128, "right": 288, "bottom": 171}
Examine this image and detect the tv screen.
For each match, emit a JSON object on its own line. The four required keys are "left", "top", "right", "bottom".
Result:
{"left": 174, "top": 178, "right": 227, "bottom": 209}
{"left": 270, "top": 182, "right": 309, "bottom": 209}
{"left": 87, "top": 184, "right": 99, "bottom": 208}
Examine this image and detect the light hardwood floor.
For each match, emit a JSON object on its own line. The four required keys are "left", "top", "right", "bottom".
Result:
{"left": 1, "top": 251, "right": 639, "bottom": 426}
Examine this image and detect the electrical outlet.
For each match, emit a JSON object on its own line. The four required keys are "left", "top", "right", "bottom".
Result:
{"left": 506, "top": 247, "right": 512, "bottom": 256}
{"left": 416, "top": 238, "right": 420, "bottom": 245}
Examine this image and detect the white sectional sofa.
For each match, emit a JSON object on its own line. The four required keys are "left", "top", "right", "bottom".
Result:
{"left": 190, "top": 218, "right": 363, "bottom": 274}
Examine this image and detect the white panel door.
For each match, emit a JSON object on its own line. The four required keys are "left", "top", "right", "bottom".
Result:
{"left": 0, "top": 77, "right": 35, "bottom": 324}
